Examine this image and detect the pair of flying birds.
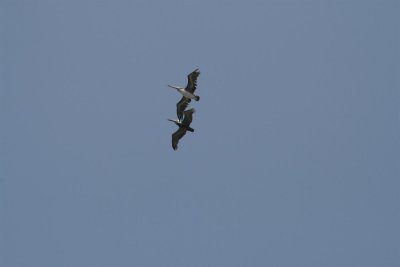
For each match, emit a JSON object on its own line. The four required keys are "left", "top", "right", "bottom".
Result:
{"left": 167, "top": 69, "right": 201, "bottom": 150}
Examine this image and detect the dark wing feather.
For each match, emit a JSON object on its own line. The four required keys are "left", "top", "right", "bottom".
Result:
{"left": 172, "top": 127, "right": 187, "bottom": 150}
{"left": 185, "top": 69, "right": 200, "bottom": 94}
{"left": 182, "top": 108, "right": 195, "bottom": 126}
{"left": 176, "top": 97, "right": 191, "bottom": 121}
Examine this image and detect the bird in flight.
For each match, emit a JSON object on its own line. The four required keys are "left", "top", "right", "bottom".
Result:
{"left": 168, "top": 69, "right": 201, "bottom": 121}
{"left": 168, "top": 108, "right": 196, "bottom": 150}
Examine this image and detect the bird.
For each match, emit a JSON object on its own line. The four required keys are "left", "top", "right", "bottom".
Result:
{"left": 168, "top": 108, "right": 195, "bottom": 150}
{"left": 168, "top": 69, "right": 200, "bottom": 120}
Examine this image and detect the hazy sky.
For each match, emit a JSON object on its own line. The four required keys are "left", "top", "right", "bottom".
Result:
{"left": 1, "top": 1, "right": 399, "bottom": 266}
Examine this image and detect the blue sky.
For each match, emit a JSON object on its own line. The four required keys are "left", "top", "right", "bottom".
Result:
{"left": 1, "top": 1, "right": 399, "bottom": 266}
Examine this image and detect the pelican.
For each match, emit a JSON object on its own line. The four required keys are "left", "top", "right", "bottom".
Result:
{"left": 168, "top": 108, "right": 195, "bottom": 150}
{"left": 168, "top": 69, "right": 200, "bottom": 120}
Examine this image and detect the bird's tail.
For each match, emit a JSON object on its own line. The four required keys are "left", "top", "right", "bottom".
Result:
{"left": 187, "top": 126, "right": 195, "bottom": 132}
{"left": 195, "top": 95, "right": 200, "bottom": 101}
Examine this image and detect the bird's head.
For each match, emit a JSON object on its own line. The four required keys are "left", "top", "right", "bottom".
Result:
{"left": 168, "top": 85, "right": 182, "bottom": 91}
{"left": 167, "top": 118, "right": 181, "bottom": 126}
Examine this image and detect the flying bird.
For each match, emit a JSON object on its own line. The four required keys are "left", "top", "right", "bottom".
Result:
{"left": 168, "top": 108, "right": 195, "bottom": 150}
{"left": 168, "top": 69, "right": 200, "bottom": 120}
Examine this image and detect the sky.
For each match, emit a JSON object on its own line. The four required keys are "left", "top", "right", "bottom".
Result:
{"left": 1, "top": 1, "right": 399, "bottom": 266}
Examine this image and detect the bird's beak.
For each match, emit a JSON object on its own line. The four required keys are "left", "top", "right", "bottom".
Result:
{"left": 168, "top": 85, "right": 179, "bottom": 90}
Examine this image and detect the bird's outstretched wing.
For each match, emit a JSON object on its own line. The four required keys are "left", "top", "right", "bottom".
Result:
{"left": 185, "top": 69, "right": 200, "bottom": 94}
{"left": 176, "top": 97, "right": 191, "bottom": 121}
{"left": 182, "top": 108, "right": 195, "bottom": 126}
{"left": 172, "top": 127, "right": 187, "bottom": 150}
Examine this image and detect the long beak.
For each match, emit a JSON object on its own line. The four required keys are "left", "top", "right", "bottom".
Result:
{"left": 168, "top": 85, "right": 179, "bottom": 90}
{"left": 167, "top": 119, "right": 175, "bottom": 122}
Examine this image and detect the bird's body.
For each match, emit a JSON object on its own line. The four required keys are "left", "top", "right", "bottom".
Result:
{"left": 168, "top": 118, "right": 195, "bottom": 133}
{"left": 168, "top": 69, "right": 201, "bottom": 121}
{"left": 169, "top": 86, "right": 199, "bottom": 101}
{"left": 168, "top": 108, "right": 195, "bottom": 150}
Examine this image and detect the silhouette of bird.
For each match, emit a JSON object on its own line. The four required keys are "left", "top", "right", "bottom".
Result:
{"left": 168, "top": 69, "right": 200, "bottom": 120}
